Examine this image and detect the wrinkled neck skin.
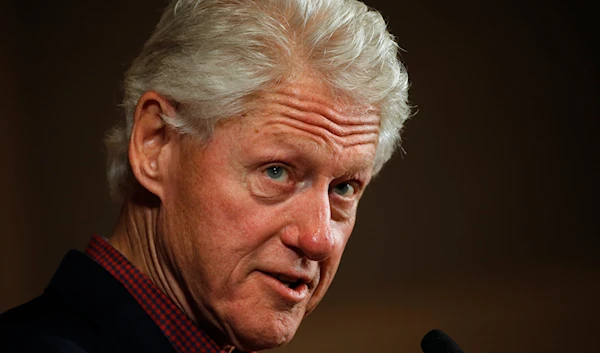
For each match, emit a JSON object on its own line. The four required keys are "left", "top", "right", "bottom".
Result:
{"left": 108, "top": 194, "right": 238, "bottom": 352}
{"left": 109, "top": 197, "right": 164, "bottom": 295}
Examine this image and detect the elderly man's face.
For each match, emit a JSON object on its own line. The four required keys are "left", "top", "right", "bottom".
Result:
{"left": 157, "top": 77, "right": 379, "bottom": 350}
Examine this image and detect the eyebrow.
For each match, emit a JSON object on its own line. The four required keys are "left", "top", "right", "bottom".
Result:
{"left": 250, "top": 130, "right": 376, "bottom": 180}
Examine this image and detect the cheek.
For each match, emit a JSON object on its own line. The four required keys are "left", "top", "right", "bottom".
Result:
{"left": 166, "top": 170, "right": 285, "bottom": 277}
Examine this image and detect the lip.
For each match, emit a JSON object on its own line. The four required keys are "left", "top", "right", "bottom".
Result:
{"left": 258, "top": 271, "right": 310, "bottom": 303}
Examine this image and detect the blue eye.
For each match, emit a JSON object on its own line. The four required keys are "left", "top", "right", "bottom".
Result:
{"left": 265, "top": 166, "right": 288, "bottom": 181}
{"left": 331, "top": 182, "right": 355, "bottom": 197}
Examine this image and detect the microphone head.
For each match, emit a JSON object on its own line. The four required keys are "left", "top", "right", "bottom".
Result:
{"left": 421, "top": 329, "right": 464, "bottom": 353}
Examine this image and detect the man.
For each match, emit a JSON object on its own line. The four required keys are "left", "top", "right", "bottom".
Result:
{"left": 0, "top": 0, "right": 410, "bottom": 352}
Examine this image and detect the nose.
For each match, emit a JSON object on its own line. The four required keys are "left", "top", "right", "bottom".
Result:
{"left": 281, "top": 188, "right": 336, "bottom": 262}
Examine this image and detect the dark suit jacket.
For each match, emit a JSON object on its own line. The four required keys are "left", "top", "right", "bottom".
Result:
{"left": 0, "top": 250, "right": 177, "bottom": 353}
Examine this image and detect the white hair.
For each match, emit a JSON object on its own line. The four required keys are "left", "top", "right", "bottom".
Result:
{"left": 106, "top": 0, "right": 411, "bottom": 200}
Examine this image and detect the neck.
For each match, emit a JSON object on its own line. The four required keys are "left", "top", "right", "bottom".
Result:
{"left": 108, "top": 193, "right": 235, "bottom": 350}
{"left": 108, "top": 195, "right": 194, "bottom": 322}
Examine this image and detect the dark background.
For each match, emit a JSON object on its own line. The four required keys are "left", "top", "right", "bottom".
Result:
{"left": 1, "top": 1, "right": 598, "bottom": 352}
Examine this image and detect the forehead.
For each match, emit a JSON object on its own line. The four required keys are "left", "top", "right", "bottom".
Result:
{"left": 251, "top": 85, "right": 378, "bottom": 138}
{"left": 231, "top": 79, "right": 381, "bottom": 174}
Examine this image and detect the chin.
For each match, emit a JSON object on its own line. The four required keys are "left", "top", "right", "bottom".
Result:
{"left": 226, "top": 310, "right": 303, "bottom": 351}
{"left": 235, "top": 332, "right": 294, "bottom": 352}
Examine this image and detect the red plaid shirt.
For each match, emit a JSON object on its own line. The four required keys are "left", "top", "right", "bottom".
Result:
{"left": 85, "top": 235, "right": 246, "bottom": 353}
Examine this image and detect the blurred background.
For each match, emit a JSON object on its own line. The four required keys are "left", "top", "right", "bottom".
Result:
{"left": 1, "top": 1, "right": 598, "bottom": 352}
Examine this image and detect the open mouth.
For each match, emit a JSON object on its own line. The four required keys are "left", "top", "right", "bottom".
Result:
{"left": 263, "top": 272, "right": 305, "bottom": 290}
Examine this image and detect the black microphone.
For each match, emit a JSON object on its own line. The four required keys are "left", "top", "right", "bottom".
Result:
{"left": 421, "top": 329, "right": 465, "bottom": 353}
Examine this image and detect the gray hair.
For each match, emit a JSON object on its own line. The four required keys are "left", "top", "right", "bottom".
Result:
{"left": 106, "top": 0, "right": 410, "bottom": 200}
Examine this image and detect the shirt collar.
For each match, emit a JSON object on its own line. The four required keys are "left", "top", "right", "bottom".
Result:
{"left": 85, "top": 235, "right": 247, "bottom": 353}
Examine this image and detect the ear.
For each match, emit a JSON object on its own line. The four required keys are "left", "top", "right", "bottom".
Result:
{"left": 128, "top": 91, "right": 177, "bottom": 200}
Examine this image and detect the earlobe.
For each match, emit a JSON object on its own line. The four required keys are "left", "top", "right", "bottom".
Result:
{"left": 128, "top": 91, "right": 177, "bottom": 200}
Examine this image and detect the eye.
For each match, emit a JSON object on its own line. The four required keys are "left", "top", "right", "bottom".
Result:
{"left": 330, "top": 182, "right": 356, "bottom": 197}
{"left": 264, "top": 165, "right": 289, "bottom": 182}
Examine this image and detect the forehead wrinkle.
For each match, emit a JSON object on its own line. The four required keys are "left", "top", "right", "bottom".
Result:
{"left": 261, "top": 89, "right": 380, "bottom": 129}
{"left": 258, "top": 100, "right": 380, "bottom": 142}
{"left": 275, "top": 85, "right": 380, "bottom": 119}
{"left": 268, "top": 115, "right": 379, "bottom": 151}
